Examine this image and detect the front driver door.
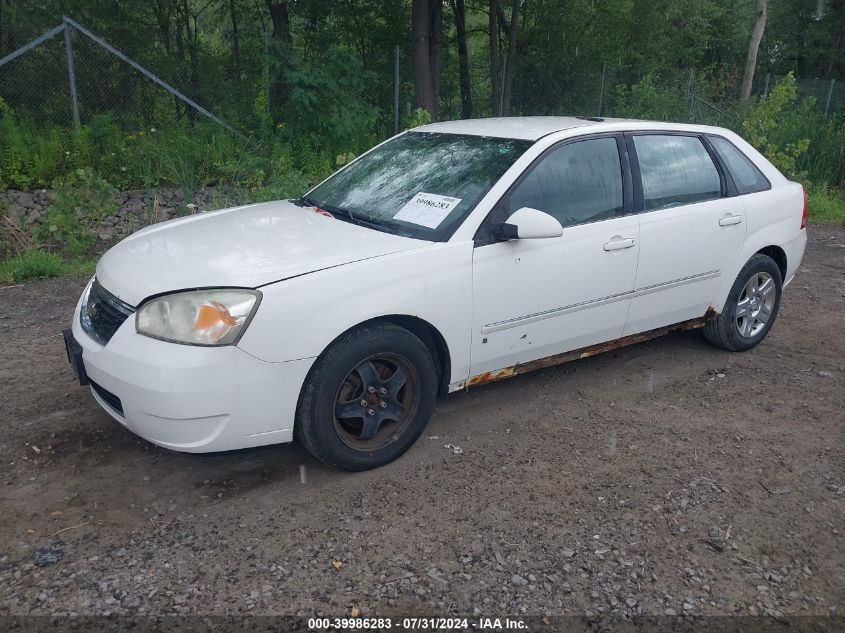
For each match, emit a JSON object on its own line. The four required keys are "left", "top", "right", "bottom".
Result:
{"left": 469, "top": 135, "right": 640, "bottom": 379}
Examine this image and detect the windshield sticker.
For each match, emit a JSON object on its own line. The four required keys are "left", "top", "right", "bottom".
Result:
{"left": 393, "top": 192, "right": 462, "bottom": 229}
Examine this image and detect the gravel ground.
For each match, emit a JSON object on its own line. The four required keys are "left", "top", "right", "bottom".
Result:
{"left": 0, "top": 226, "right": 843, "bottom": 623}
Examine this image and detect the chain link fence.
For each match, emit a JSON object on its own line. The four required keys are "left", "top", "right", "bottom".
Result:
{"left": 1, "top": 20, "right": 843, "bottom": 149}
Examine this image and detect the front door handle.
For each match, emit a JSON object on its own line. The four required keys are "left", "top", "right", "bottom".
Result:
{"left": 603, "top": 237, "right": 636, "bottom": 251}
{"left": 719, "top": 214, "right": 743, "bottom": 227}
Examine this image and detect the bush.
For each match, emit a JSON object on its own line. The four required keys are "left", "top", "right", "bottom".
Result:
{"left": 0, "top": 249, "right": 64, "bottom": 284}
{"left": 0, "top": 103, "right": 341, "bottom": 201}
{"left": 281, "top": 47, "right": 379, "bottom": 156}
{"left": 742, "top": 73, "right": 811, "bottom": 180}
{"left": 36, "top": 169, "right": 118, "bottom": 256}
{"left": 608, "top": 75, "right": 689, "bottom": 121}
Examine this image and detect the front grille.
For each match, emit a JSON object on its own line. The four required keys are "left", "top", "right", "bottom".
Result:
{"left": 80, "top": 279, "right": 135, "bottom": 345}
{"left": 90, "top": 380, "right": 124, "bottom": 415}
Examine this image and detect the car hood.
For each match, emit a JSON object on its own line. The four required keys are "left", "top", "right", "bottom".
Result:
{"left": 96, "top": 200, "right": 429, "bottom": 306}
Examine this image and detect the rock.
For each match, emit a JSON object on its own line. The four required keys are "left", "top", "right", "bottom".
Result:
{"left": 13, "top": 191, "right": 35, "bottom": 209}
{"left": 817, "top": 370, "right": 832, "bottom": 377}
{"left": 765, "top": 572, "right": 783, "bottom": 584}
{"left": 33, "top": 543, "right": 63, "bottom": 566}
{"left": 664, "top": 608, "right": 677, "bottom": 616}
{"left": 510, "top": 574, "right": 528, "bottom": 587}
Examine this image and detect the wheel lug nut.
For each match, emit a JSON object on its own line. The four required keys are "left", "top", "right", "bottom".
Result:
{"left": 367, "top": 409, "right": 375, "bottom": 416}
{"left": 379, "top": 401, "right": 387, "bottom": 408}
{"left": 367, "top": 386, "right": 375, "bottom": 393}
{"left": 360, "top": 400, "right": 367, "bottom": 406}
{"left": 379, "top": 387, "right": 387, "bottom": 395}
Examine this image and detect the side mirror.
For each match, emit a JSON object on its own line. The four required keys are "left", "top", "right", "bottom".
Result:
{"left": 493, "top": 207, "right": 563, "bottom": 241}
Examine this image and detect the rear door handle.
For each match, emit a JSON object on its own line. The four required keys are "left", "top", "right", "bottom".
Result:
{"left": 719, "top": 214, "right": 743, "bottom": 227}
{"left": 603, "top": 237, "right": 636, "bottom": 251}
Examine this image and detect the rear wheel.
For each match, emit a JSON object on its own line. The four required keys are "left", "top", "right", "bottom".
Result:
{"left": 295, "top": 322, "right": 437, "bottom": 470}
{"left": 703, "top": 254, "right": 782, "bottom": 352}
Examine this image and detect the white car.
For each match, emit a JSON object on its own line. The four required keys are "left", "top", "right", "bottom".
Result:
{"left": 64, "top": 117, "right": 807, "bottom": 470}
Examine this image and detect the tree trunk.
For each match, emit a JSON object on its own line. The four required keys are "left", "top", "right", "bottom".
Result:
{"left": 267, "top": 0, "right": 291, "bottom": 125}
{"left": 412, "top": 0, "right": 437, "bottom": 118}
{"left": 153, "top": 0, "right": 173, "bottom": 54}
{"left": 740, "top": 0, "right": 767, "bottom": 104}
{"left": 229, "top": 0, "right": 241, "bottom": 81}
{"left": 0, "top": 0, "right": 8, "bottom": 55}
{"left": 501, "top": 0, "right": 519, "bottom": 115}
{"left": 489, "top": 0, "right": 501, "bottom": 116}
{"left": 451, "top": 0, "right": 473, "bottom": 118}
{"left": 824, "top": 30, "right": 842, "bottom": 79}
{"left": 429, "top": 0, "right": 443, "bottom": 121}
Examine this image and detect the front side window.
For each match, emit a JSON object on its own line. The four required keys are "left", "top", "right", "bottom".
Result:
{"left": 507, "top": 137, "right": 624, "bottom": 227}
{"left": 708, "top": 136, "right": 770, "bottom": 195}
{"left": 306, "top": 132, "right": 531, "bottom": 241}
{"left": 633, "top": 135, "right": 721, "bottom": 211}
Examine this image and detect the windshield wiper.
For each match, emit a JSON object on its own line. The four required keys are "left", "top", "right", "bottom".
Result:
{"left": 295, "top": 195, "right": 359, "bottom": 223}
{"left": 296, "top": 196, "right": 393, "bottom": 233}
{"left": 294, "top": 194, "right": 320, "bottom": 208}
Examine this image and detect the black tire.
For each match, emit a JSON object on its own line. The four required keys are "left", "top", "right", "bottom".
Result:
{"left": 703, "top": 253, "right": 783, "bottom": 352}
{"left": 295, "top": 322, "right": 437, "bottom": 471}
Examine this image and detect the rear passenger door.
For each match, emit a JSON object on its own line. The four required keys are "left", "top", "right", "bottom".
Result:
{"left": 623, "top": 132, "right": 747, "bottom": 336}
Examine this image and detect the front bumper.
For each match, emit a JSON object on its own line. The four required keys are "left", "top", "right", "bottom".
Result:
{"left": 69, "top": 287, "right": 314, "bottom": 453}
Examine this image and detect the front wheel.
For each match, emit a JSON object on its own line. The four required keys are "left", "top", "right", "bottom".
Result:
{"left": 703, "top": 254, "right": 783, "bottom": 352}
{"left": 295, "top": 322, "right": 437, "bottom": 470}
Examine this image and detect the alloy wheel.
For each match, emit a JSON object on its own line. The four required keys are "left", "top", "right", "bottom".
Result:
{"left": 735, "top": 271, "right": 776, "bottom": 339}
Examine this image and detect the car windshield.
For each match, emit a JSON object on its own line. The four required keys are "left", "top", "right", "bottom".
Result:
{"left": 304, "top": 131, "right": 532, "bottom": 240}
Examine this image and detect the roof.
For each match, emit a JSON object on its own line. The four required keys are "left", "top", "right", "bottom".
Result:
{"left": 413, "top": 116, "right": 720, "bottom": 141}
{"left": 414, "top": 116, "right": 595, "bottom": 140}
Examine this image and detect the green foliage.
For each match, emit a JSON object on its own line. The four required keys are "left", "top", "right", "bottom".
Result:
{"left": 245, "top": 140, "right": 332, "bottom": 203}
{"left": 0, "top": 249, "right": 64, "bottom": 284}
{"left": 742, "top": 73, "right": 811, "bottom": 179}
{"left": 806, "top": 185, "right": 845, "bottom": 224}
{"left": 36, "top": 169, "right": 118, "bottom": 256}
{"left": 282, "top": 48, "right": 379, "bottom": 156}
{"left": 750, "top": 104, "right": 845, "bottom": 189}
{"left": 403, "top": 107, "right": 432, "bottom": 130}
{"left": 609, "top": 75, "right": 688, "bottom": 121}
{"left": 0, "top": 104, "right": 343, "bottom": 203}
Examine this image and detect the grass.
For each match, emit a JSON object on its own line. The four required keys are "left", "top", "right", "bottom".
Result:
{"left": 0, "top": 249, "right": 96, "bottom": 285}
{"left": 807, "top": 186, "right": 845, "bottom": 225}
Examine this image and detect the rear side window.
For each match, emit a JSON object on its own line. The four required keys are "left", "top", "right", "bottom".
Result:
{"left": 633, "top": 135, "right": 721, "bottom": 211}
{"left": 709, "top": 136, "right": 770, "bottom": 195}
{"left": 508, "top": 137, "right": 623, "bottom": 227}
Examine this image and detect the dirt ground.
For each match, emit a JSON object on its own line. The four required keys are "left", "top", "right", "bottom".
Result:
{"left": 0, "top": 227, "right": 843, "bottom": 624}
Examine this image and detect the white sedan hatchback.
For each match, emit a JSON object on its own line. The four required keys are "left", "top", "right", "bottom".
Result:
{"left": 64, "top": 117, "right": 807, "bottom": 470}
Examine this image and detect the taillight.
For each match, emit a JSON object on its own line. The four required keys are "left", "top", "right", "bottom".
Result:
{"left": 800, "top": 186, "right": 807, "bottom": 229}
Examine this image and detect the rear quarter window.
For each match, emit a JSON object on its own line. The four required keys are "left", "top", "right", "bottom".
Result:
{"left": 709, "top": 136, "right": 771, "bottom": 195}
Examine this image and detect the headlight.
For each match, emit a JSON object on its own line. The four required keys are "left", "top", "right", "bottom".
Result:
{"left": 136, "top": 289, "right": 261, "bottom": 346}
